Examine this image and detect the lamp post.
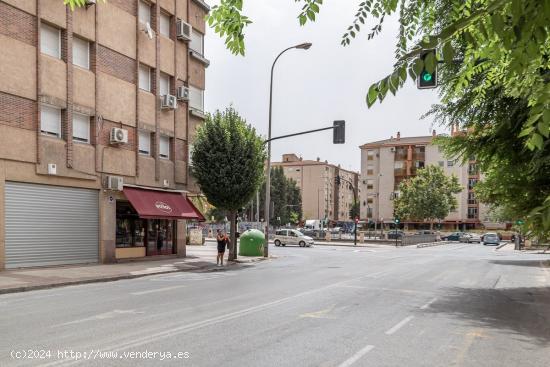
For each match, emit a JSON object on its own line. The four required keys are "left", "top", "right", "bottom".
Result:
{"left": 264, "top": 42, "right": 312, "bottom": 257}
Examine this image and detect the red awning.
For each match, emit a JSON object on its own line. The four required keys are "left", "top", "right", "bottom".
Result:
{"left": 123, "top": 187, "right": 205, "bottom": 221}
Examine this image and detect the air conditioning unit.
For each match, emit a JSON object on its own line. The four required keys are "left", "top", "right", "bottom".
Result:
{"left": 47, "top": 163, "right": 57, "bottom": 175}
{"left": 390, "top": 147, "right": 395, "bottom": 152}
{"left": 163, "top": 179, "right": 170, "bottom": 187}
{"left": 390, "top": 191, "right": 400, "bottom": 200}
{"left": 176, "top": 19, "right": 192, "bottom": 41}
{"left": 110, "top": 128, "right": 128, "bottom": 144}
{"left": 176, "top": 86, "right": 190, "bottom": 101}
{"left": 161, "top": 94, "right": 177, "bottom": 110}
{"left": 85, "top": 0, "right": 96, "bottom": 6}
{"left": 106, "top": 176, "right": 123, "bottom": 191}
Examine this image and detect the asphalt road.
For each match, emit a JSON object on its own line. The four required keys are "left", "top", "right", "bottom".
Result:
{"left": 1, "top": 242, "right": 550, "bottom": 367}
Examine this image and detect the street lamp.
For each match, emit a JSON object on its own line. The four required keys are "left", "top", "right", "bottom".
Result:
{"left": 264, "top": 42, "right": 312, "bottom": 257}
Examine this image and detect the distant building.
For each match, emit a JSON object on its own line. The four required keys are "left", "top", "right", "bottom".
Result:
{"left": 272, "top": 154, "right": 359, "bottom": 222}
{"left": 359, "top": 130, "right": 488, "bottom": 230}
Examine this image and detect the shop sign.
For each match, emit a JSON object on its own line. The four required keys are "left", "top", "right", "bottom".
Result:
{"left": 155, "top": 201, "right": 173, "bottom": 213}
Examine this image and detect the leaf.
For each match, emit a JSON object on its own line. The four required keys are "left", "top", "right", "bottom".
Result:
{"left": 442, "top": 42, "right": 454, "bottom": 63}
{"left": 367, "top": 84, "right": 378, "bottom": 107}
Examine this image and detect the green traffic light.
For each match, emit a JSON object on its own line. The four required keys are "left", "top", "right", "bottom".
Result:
{"left": 422, "top": 72, "right": 433, "bottom": 82}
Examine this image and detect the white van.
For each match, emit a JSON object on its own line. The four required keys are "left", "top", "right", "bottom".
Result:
{"left": 273, "top": 229, "right": 314, "bottom": 247}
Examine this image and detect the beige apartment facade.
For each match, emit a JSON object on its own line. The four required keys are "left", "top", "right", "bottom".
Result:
{"left": 272, "top": 154, "right": 359, "bottom": 223}
{"left": 359, "top": 131, "right": 487, "bottom": 230}
{"left": 0, "top": 0, "right": 209, "bottom": 270}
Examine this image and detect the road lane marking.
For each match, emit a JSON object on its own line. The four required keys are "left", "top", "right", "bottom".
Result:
{"left": 420, "top": 297, "right": 438, "bottom": 310}
{"left": 131, "top": 285, "right": 187, "bottom": 295}
{"left": 43, "top": 272, "right": 385, "bottom": 366}
{"left": 54, "top": 310, "right": 144, "bottom": 327}
{"left": 300, "top": 305, "right": 335, "bottom": 319}
{"left": 337, "top": 344, "right": 375, "bottom": 367}
{"left": 385, "top": 316, "right": 414, "bottom": 335}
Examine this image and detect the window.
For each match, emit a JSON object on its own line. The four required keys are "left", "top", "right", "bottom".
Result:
{"left": 159, "top": 135, "right": 170, "bottom": 159}
{"left": 160, "top": 13, "right": 171, "bottom": 37}
{"left": 190, "top": 29, "right": 204, "bottom": 55}
{"left": 138, "top": 130, "right": 151, "bottom": 155}
{"left": 415, "top": 161, "right": 425, "bottom": 169}
{"left": 40, "top": 104, "right": 61, "bottom": 137}
{"left": 72, "top": 37, "right": 89, "bottom": 69}
{"left": 366, "top": 179, "right": 374, "bottom": 190}
{"left": 72, "top": 113, "right": 90, "bottom": 143}
{"left": 160, "top": 73, "right": 170, "bottom": 96}
{"left": 438, "top": 161, "right": 444, "bottom": 167}
{"left": 189, "top": 86, "right": 204, "bottom": 111}
{"left": 468, "top": 178, "right": 478, "bottom": 190}
{"left": 468, "top": 163, "right": 478, "bottom": 175}
{"left": 468, "top": 207, "right": 478, "bottom": 219}
{"left": 367, "top": 207, "right": 373, "bottom": 218}
{"left": 367, "top": 197, "right": 374, "bottom": 204}
{"left": 138, "top": 0, "right": 151, "bottom": 24}
{"left": 468, "top": 192, "right": 477, "bottom": 205}
{"left": 139, "top": 64, "right": 151, "bottom": 92}
{"left": 41, "top": 23, "right": 60, "bottom": 58}
{"left": 367, "top": 164, "right": 374, "bottom": 175}
{"left": 447, "top": 160, "right": 454, "bottom": 167}
{"left": 367, "top": 150, "right": 374, "bottom": 160}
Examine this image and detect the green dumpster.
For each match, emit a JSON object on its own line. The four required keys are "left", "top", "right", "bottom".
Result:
{"left": 238, "top": 229, "right": 265, "bottom": 256}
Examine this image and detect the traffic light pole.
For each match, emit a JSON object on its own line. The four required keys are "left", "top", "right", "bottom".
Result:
{"left": 264, "top": 124, "right": 340, "bottom": 144}
{"left": 335, "top": 175, "right": 358, "bottom": 246}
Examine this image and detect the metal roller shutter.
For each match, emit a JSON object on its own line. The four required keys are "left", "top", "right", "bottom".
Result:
{"left": 5, "top": 182, "right": 99, "bottom": 268}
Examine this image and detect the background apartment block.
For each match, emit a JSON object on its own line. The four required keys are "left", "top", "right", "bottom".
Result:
{"left": 273, "top": 154, "right": 359, "bottom": 222}
{"left": 0, "top": 0, "right": 209, "bottom": 270}
{"left": 359, "top": 131, "right": 487, "bottom": 230}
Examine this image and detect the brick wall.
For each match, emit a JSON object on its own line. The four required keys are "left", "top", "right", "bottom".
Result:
{"left": 109, "top": 0, "right": 137, "bottom": 16}
{"left": 175, "top": 138, "right": 186, "bottom": 161}
{"left": 97, "top": 45, "right": 136, "bottom": 84}
{"left": 0, "top": 92, "right": 37, "bottom": 131}
{"left": 0, "top": 2, "right": 36, "bottom": 46}
{"left": 97, "top": 120, "right": 136, "bottom": 151}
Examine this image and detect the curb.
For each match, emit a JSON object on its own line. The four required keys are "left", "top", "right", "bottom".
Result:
{"left": 0, "top": 257, "right": 266, "bottom": 295}
{"left": 495, "top": 243, "right": 509, "bottom": 250}
{"left": 417, "top": 241, "right": 450, "bottom": 248}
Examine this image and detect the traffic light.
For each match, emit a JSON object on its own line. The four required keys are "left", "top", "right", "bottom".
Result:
{"left": 394, "top": 217, "right": 400, "bottom": 224}
{"left": 417, "top": 50, "right": 437, "bottom": 89}
{"left": 335, "top": 175, "right": 341, "bottom": 185}
{"left": 516, "top": 219, "right": 524, "bottom": 225}
{"left": 333, "top": 120, "right": 345, "bottom": 144}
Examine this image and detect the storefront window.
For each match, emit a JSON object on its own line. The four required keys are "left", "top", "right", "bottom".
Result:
{"left": 116, "top": 202, "right": 145, "bottom": 248}
{"left": 147, "top": 219, "right": 176, "bottom": 255}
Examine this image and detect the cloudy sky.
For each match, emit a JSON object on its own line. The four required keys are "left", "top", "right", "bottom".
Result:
{"left": 204, "top": 0, "right": 441, "bottom": 172}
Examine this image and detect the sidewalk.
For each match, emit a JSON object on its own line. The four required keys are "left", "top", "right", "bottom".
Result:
{"left": 0, "top": 245, "right": 267, "bottom": 295}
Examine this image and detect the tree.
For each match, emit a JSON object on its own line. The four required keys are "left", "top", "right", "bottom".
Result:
{"left": 349, "top": 202, "right": 360, "bottom": 220}
{"left": 205, "top": 0, "right": 550, "bottom": 234}
{"left": 394, "top": 165, "right": 462, "bottom": 229}
{"left": 191, "top": 107, "right": 266, "bottom": 260}
{"left": 205, "top": 206, "right": 227, "bottom": 223}
{"left": 258, "top": 167, "right": 302, "bottom": 226}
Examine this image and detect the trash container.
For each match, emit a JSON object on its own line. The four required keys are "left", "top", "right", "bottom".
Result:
{"left": 238, "top": 229, "right": 265, "bottom": 256}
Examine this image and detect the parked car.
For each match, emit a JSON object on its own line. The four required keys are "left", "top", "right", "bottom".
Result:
{"left": 460, "top": 233, "right": 481, "bottom": 243}
{"left": 442, "top": 232, "right": 464, "bottom": 241}
{"left": 417, "top": 230, "right": 436, "bottom": 235}
{"left": 387, "top": 230, "right": 405, "bottom": 239}
{"left": 273, "top": 229, "right": 314, "bottom": 247}
{"left": 483, "top": 232, "right": 501, "bottom": 246}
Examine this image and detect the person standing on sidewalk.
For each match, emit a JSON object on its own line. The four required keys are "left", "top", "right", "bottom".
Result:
{"left": 216, "top": 230, "right": 226, "bottom": 266}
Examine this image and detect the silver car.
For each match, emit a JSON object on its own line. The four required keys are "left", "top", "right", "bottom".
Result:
{"left": 459, "top": 233, "right": 482, "bottom": 243}
{"left": 483, "top": 233, "right": 501, "bottom": 246}
{"left": 274, "top": 229, "right": 314, "bottom": 247}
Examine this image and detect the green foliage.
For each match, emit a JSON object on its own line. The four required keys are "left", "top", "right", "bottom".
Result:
{"left": 191, "top": 107, "right": 266, "bottom": 211}
{"left": 206, "top": 206, "right": 227, "bottom": 223}
{"left": 349, "top": 202, "right": 360, "bottom": 219}
{"left": 208, "top": 0, "right": 251, "bottom": 56}
{"left": 394, "top": 165, "right": 462, "bottom": 226}
{"left": 63, "top": 0, "right": 104, "bottom": 10}
{"left": 259, "top": 167, "right": 302, "bottom": 225}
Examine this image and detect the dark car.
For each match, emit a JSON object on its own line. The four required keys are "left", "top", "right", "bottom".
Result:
{"left": 387, "top": 230, "right": 405, "bottom": 239}
{"left": 442, "top": 232, "right": 464, "bottom": 241}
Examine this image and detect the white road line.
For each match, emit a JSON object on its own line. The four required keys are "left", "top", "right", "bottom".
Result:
{"left": 130, "top": 285, "right": 187, "bottom": 295}
{"left": 337, "top": 345, "right": 375, "bottom": 367}
{"left": 385, "top": 316, "right": 414, "bottom": 335}
{"left": 420, "top": 297, "right": 438, "bottom": 310}
{"left": 43, "top": 272, "right": 383, "bottom": 367}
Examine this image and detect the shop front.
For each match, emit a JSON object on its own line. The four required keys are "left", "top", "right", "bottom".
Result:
{"left": 115, "top": 187, "right": 204, "bottom": 260}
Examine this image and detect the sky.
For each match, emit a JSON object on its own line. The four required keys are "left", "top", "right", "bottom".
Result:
{"left": 204, "top": 0, "right": 441, "bottom": 172}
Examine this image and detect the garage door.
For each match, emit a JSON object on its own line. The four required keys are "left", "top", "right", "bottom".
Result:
{"left": 5, "top": 182, "right": 99, "bottom": 268}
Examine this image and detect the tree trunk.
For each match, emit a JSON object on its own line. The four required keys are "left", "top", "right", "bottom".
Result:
{"left": 430, "top": 221, "right": 434, "bottom": 230}
{"left": 228, "top": 210, "right": 237, "bottom": 261}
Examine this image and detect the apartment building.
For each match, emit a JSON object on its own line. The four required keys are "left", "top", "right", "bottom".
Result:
{"left": 359, "top": 131, "right": 487, "bottom": 230}
{"left": 272, "top": 154, "right": 359, "bottom": 222}
{"left": 0, "top": 0, "right": 209, "bottom": 269}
